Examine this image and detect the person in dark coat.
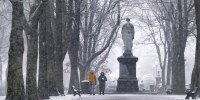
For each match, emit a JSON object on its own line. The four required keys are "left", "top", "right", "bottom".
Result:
{"left": 98, "top": 72, "right": 107, "bottom": 95}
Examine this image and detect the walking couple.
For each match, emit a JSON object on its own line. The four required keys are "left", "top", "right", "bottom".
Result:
{"left": 88, "top": 70, "right": 107, "bottom": 95}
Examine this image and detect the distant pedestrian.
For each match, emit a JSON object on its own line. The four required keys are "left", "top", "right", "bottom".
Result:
{"left": 98, "top": 72, "right": 107, "bottom": 95}
{"left": 87, "top": 69, "right": 97, "bottom": 95}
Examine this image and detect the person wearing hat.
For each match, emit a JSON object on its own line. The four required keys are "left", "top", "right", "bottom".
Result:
{"left": 87, "top": 69, "right": 97, "bottom": 95}
{"left": 98, "top": 72, "right": 107, "bottom": 95}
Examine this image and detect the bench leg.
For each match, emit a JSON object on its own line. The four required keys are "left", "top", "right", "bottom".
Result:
{"left": 185, "top": 94, "right": 190, "bottom": 99}
{"left": 185, "top": 96, "right": 190, "bottom": 99}
{"left": 73, "top": 92, "right": 77, "bottom": 96}
{"left": 191, "top": 93, "right": 197, "bottom": 99}
{"left": 191, "top": 95, "right": 195, "bottom": 99}
{"left": 79, "top": 93, "right": 81, "bottom": 97}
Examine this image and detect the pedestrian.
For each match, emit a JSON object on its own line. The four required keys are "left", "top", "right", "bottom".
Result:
{"left": 98, "top": 72, "right": 107, "bottom": 95}
{"left": 87, "top": 69, "right": 97, "bottom": 95}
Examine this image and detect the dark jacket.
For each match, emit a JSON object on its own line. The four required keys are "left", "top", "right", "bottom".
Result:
{"left": 98, "top": 74, "right": 107, "bottom": 90}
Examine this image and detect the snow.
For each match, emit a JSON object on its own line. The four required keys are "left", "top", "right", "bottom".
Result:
{"left": 1, "top": 94, "right": 200, "bottom": 100}
{"left": 0, "top": 96, "right": 5, "bottom": 100}
{"left": 81, "top": 80, "right": 89, "bottom": 82}
{"left": 50, "top": 94, "right": 198, "bottom": 100}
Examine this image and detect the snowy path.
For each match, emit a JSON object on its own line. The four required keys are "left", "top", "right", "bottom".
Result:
{"left": 50, "top": 94, "right": 192, "bottom": 100}
{"left": 0, "top": 94, "right": 199, "bottom": 100}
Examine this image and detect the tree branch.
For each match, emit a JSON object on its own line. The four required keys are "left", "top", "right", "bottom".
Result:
{"left": 83, "top": 2, "right": 120, "bottom": 68}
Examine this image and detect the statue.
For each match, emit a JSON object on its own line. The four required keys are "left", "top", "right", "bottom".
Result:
{"left": 117, "top": 18, "right": 139, "bottom": 92}
{"left": 121, "top": 18, "right": 135, "bottom": 56}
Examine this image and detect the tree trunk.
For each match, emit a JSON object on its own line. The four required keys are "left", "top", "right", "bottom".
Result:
{"left": 26, "top": 15, "right": 39, "bottom": 100}
{"left": 82, "top": 0, "right": 89, "bottom": 65}
{"left": 48, "top": 0, "right": 58, "bottom": 96}
{"left": 165, "top": 17, "right": 172, "bottom": 86}
{"left": 46, "top": 7, "right": 58, "bottom": 98}
{"left": 191, "top": 0, "right": 200, "bottom": 90}
{"left": 61, "top": 1, "right": 69, "bottom": 90}
{"left": 171, "top": 0, "right": 186, "bottom": 94}
{"left": 0, "top": 58, "right": 2, "bottom": 94}
{"left": 38, "top": 1, "right": 51, "bottom": 99}
{"left": 68, "top": 0, "right": 81, "bottom": 94}
{"left": 45, "top": 0, "right": 58, "bottom": 97}
{"left": 6, "top": 1, "right": 26, "bottom": 100}
{"left": 62, "top": 0, "right": 69, "bottom": 57}
{"left": 55, "top": 0, "right": 67, "bottom": 95}
{"left": 161, "top": 68, "right": 165, "bottom": 92}
{"left": 166, "top": 49, "right": 172, "bottom": 86}
{"left": 25, "top": 2, "right": 41, "bottom": 100}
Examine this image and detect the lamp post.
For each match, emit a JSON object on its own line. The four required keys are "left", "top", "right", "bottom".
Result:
{"left": 153, "top": 62, "right": 158, "bottom": 77}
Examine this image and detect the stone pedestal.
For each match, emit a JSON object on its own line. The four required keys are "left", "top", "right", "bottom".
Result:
{"left": 117, "top": 56, "right": 139, "bottom": 92}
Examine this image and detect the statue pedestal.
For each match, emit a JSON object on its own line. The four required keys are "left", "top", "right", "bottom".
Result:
{"left": 117, "top": 56, "right": 139, "bottom": 92}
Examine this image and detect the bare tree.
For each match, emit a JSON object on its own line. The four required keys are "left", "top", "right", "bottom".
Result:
{"left": 38, "top": 0, "right": 53, "bottom": 99}
{"left": 68, "top": 0, "right": 81, "bottom": 94}
{"left": 21, "top": 0, "right": 56, "bottom": 100}
{"left": 6, "top": 0, "right": 26, "bottom": 99}
{"left": 170, "top": 0, "right": 193, "bottom": 94}
{"left": 24, "top": 1, "right": 41, "bottom": 100}
{"left": 54, "top": 0, "right": 69, "bottom": 95}
{"left": 135, "top": 1, "right": 168, "bottom": 92}
{"left": 78, "top": 0, "right": 121, "bottom": 81}
{"left": 126, "top": 0, "right": 194, "bottom": 94}
{"left": 191, "top": 0, "right": 200, "bottom": 90}
{"left": 157, "top": 0, "right": 194, "bottom": 94}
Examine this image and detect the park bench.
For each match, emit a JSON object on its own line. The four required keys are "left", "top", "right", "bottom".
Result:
{"left": 185, "top": 87, "right": 198, "bottom": 99}
{"left": 72, "top": 85, "right": 82, "bottom": 97}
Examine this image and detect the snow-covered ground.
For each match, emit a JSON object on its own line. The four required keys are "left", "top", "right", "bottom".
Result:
{"left": 0, "top": 94, "right": 199, "bottom": 100}
{"left": 50, "top": 94, "right": 200, "bottom": 100}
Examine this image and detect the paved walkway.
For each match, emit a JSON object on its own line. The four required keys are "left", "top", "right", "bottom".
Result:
{"left": 50, "top": 94, "right": 188, "bottom": 100}
{"left": 0, "top": 94, "right": 190, "bottom": 100}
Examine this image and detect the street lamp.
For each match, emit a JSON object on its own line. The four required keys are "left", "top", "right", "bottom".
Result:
{"left": 153, "top": 62, "right": 158, "bottom": 77}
